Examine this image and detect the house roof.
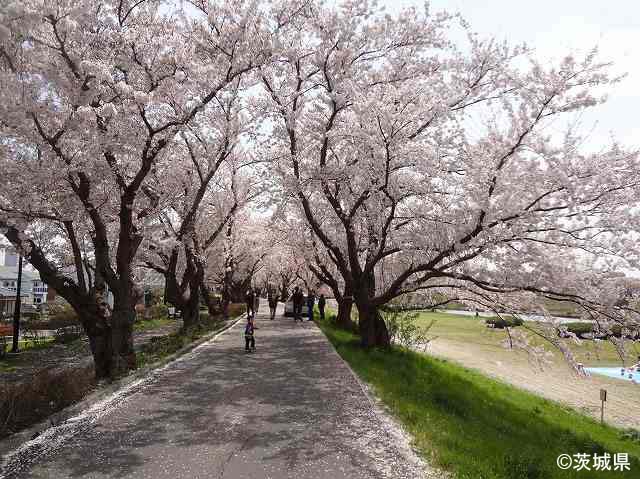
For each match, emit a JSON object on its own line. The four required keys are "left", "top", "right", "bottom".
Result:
{"left": 0, "top": 286, "right": 29, "bottom": 298}
{"left": 0, "top": 265, "right": 41, "bottom": 282}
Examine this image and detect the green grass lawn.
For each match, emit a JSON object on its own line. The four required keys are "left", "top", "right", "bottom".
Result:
{"left": 133, "top": 316, "right": 174, "bottom": 332}
{"left": 319, "top": 315, "right": 640, "bottom": 479}
{"left": 1, "top": 337, "right": 56, "bottom": 371}
{"left": 136, "top": 315, "right": 229, "bottom": 368}
{"left": 417, "top": 311, "right": 640, "bottom": 367}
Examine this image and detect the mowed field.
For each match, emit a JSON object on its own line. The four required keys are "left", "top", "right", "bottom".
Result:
{"left": 418, "top": 312, "right": 640, "bottom": 430}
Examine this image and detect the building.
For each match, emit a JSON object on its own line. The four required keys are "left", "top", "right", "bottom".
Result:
{"left": 0, "top": 245, "right": 49, "bottom": 306}
{"left": 0, "top": 286, "right": 29, "bottom": 318}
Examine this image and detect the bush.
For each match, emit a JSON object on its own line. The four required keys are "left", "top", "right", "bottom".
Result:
{"left": 559, "top": 322, "right": 628, "bottom": 339}
{"left": 561, "top": 322, "right": 594, "bottom": 338}
{"left": 227, "top": 303, "right": 246, "bottom": 318}
{"left": 0, "top": 366, "right": 95, "bottom": 439}
{"left": 621, "top": 428, "right": 640, "bottom": 443}
{"left": 23, "top": 316, "right": 80, "bottom": 330}
{"left": 485, "top": 316, "right": 524, "bottom": 329}
{"left": 54, "top": 325, "right": 84, "bottom": 344}
{"left": 382, "top": 308, "right": 436, "bottom": 351}
{"left": 147, "top": 303, "right": 168, "bottom": 319}
{"left": 46, "top": 303, "right": 79, "bottom": 325}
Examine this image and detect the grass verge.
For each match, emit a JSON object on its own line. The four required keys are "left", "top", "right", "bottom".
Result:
{"left": 133, "top": 316, "right": 174, "bottom": 333}
{"left": 136, "top": 314, "right": 228, "bottom": 368}
{"left": 318, "top": 314, "right": 640, "bottom": 479}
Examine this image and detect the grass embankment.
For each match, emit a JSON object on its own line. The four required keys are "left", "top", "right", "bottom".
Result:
{"left": 133, "top": 316, "right": 174, "bottom": 333}
{"left": 440, "top": 298, "right": 580, "bottom": 318}
{"left": 135, "top": 307, "right": 243, "bottom": 368}
{"left": 416, "top": 311, "right": 640, "bottom": 366}
{"left": 136, "top": 313, "right": 240, "bottom": 367}
{"left": 318, "top": 315, "right": 640, "bottom": 479}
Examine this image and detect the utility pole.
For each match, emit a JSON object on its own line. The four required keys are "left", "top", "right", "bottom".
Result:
{"left": 11, "top": 253, "right": 23, "bottom": 353}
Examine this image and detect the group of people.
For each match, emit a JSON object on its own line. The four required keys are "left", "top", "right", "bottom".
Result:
{"left": 242, "top": 285, "right": 327, "bottom": 353}
{"left": 290, "top": 286, "right": 326, "bottom": 322}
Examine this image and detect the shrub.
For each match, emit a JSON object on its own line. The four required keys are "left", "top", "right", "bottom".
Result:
{"left": 148, "top": 303, "right": 168, "bottom": 319}
{"left": 46, "top": 303, "right": 79, "bottom": 325}
{"left": 23, "top": 316, "right": 80, "bottom": 330}
{"left": 485, "top": 316, "right": 524, "bottom": 329}
{"left": 561, "top": 322, "right": 594, "bottom": 338}
{"left": 54, "top": 325, "right": 84, "bottom": 344}
{"left": 621, "top": 428, "right": 640, "bottom": 443}
{"left": 227, "top": 303, "right": 246, "bottom": 318}
{"left": 382, "top": 308, "right": 436, "bottom": 351}
{"left": 559, "top": 322, "right": 628, "bottom": 339}
{"left": 0, "top": 366, "right": 95, "bottom": 439}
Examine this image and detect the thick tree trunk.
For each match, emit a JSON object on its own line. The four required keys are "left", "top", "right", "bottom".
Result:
{"left": 221, "top": 296, "right": 231, "bottom": 320}
{"left": 109, "top": 300, "right": 137, "bottom": 378}
{"left": 80, "top": 304, "right": 113, "bottom": 380}
{"left": 162, "top": 249, "right": 203, "bottom": 331}
{"left": 200, "top": 283, "right": 220, "bottom": 317}
{"left": 335, "top": 297, "right": 355, "bottom": 331}
{"left": 180, "top": 288, "right": 201, "bottom": 331}
{"left": 357, "top": 302, "right": 390, "bottom": 347}
{"left": 88, "top": 331, "right": 111, "bottom": 380}
{"left": 76, "top": 298, "right": 134, "bottom": 381}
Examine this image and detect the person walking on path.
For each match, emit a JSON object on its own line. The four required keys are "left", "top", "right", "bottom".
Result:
{"left": 254, "top": 287, "right": 261, "bottom": 313}
{"left": 245, "top": 289, "right": 255, "bottom": 319}
{"left": 306, "top": 291, "right": 316, "bottom": 321}
{"left": 244, "top": 317, "right": 257, "bottom": 352}
{"left": 292, "top": 286, "right": 304, "bottom": 322}
{"left": 268, "top": 289, "right": 278, "bottom": 320}
{"left": 318, "top": 294, "right": 326, "bottom": 321}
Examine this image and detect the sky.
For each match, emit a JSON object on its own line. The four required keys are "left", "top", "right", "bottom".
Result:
{"left": 379, "top": 0, "right": 640, "bottom": 151}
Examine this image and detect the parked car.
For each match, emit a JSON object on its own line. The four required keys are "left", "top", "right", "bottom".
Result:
{"left": 284, "top": 296, "right": 310, "bottom": 318}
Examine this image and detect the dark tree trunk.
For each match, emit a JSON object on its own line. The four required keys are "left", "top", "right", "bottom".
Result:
{"left": 88, "top": 330, "right": 111, "bottom": 380}
{"left": 200, "top": 283, "right": 220, "bottom": 318}
{"left": 161, "top": 245, "right": 203, "bottom": 330}
{"left": 180, "top": 283, "right": 201, "bottom": 331}
{"left": 2, "top": 223, "right": 136, "bottom": 380}
{"left": 78, "top": 302, "right": 113, "bottom": 380}
{"left": 109, "top": 296, "right": 137, "bottom": 378}
{"left": 221, "top": 296, "right": 230, "bottom": 320}
{"left": 355, "top": 272, "right": 389, "bottom": 347}
{"left": 357, "top": 302, "right": 390, "bottom": 348}
{"left": 335, "top": 297, "right": 356, "bottom": 331}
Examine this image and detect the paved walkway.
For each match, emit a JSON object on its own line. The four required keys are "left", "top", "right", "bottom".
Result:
{"left": 3, "top": 305, "right": 430, "bottom": 479}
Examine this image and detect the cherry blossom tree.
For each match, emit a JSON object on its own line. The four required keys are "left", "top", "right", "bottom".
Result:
{"left": 204, "top": 211, "right": 273, "bottom": 314}
{"left": 0, "top": 0, "right": 278, "bottom": 378}
{"left": 140, "top": 89, "right": 262, "bottom": 328}
{"left": 260, "top": 0, "right": 640, "bottom": 347}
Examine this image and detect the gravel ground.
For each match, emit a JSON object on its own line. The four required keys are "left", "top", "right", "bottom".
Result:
{"left": 1, "top": 305, "right": 440, "bottom": 479}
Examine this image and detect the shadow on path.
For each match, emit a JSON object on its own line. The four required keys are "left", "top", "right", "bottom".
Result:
{"left": 11, "top": 305, "right": 427, "bottom": 479}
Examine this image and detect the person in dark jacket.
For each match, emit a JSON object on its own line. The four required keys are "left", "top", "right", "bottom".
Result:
{"left": 292, "top": 286, "right": 304, "bottom": 322}
{"left": 306, "top": 291, "right": 316, "bottom": 321}
{"left": 245, "top": 289, "right": 255, "bottom": 319}
{"left": 254, "top": 287, "right": 261, "bottom": 313}
{"left": 268, "top": 289, "right": 278, "bottom": 320}
{"left": 244, "top": 317, "right": 257, "bottom": 352}
{"left": 318, "top": 294, "right": 326, "bottom": 321}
